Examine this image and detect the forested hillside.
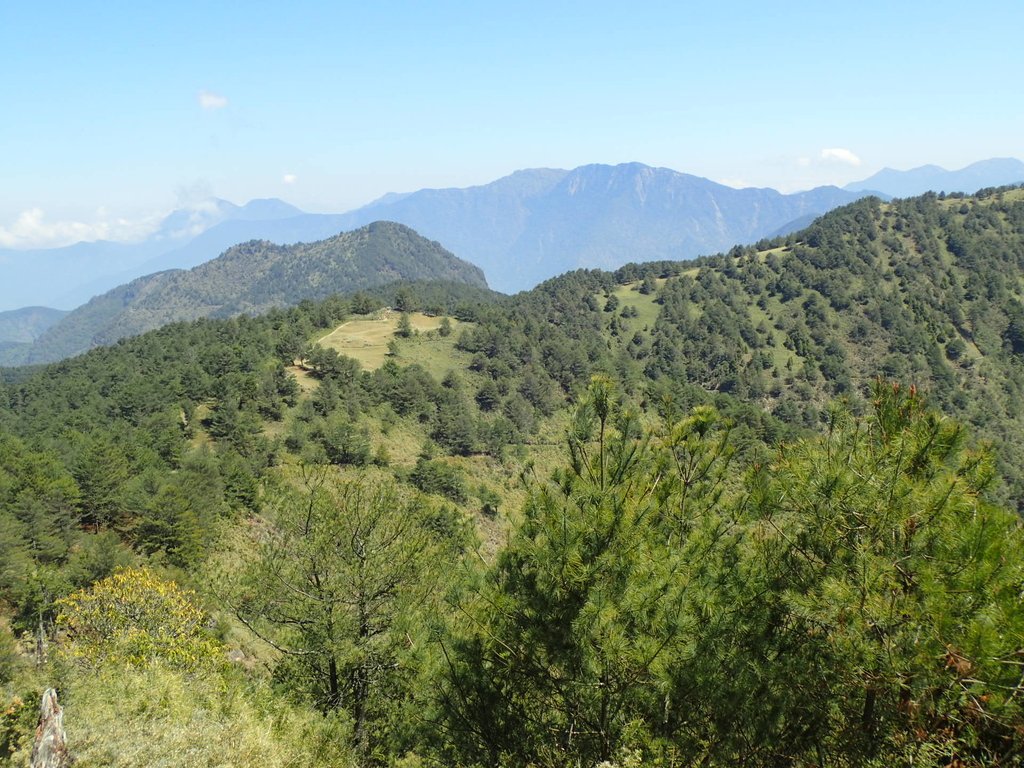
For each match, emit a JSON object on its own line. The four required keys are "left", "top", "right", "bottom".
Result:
{"left": 17, "top": 221, "right": 488, "bottom": 365}
{"left": 0, "top": 188, "right": 1022, "bottom": 767}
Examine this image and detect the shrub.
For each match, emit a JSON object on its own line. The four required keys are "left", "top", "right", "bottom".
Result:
{"left": 55, "top": 568, "right": 221, "bottom": 671}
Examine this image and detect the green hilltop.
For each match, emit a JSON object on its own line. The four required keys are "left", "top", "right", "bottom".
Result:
{"left": 15, "top": 221, "right": 488, "bottom": 365}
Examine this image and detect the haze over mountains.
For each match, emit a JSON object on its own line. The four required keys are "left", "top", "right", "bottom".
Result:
{"left": 2, "top": 157, "right": 1021, "bottom": 322}
{"left": 845, "top": 157, "right": 1024, "bottom": 198}
{"left": 0, "top": 197, "right": 306, "bottom": 311}
{"left": 333, "top": 163, "right": 868, "bottom": 292}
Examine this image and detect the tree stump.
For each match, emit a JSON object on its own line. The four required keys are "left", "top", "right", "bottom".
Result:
{"left": 30, "top": 689, "right": 69, "bottom": 768}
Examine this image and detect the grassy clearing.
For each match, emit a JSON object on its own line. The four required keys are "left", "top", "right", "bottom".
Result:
{"left": 608, "top": 281, "right": 662, "bottom": 329}
{"left": 317, "top": 311, "right": 472, "bottom": 376}
{"left": 937, "top": 188, "right": 1024, "bottom": 207}
{"left": 756, "top": 245, "right": 790, "bottom": 259}
{"left": 368, "top": 410, "right": 429, "bottom": 469}
{"left": 188, "top": 403, "right": 213, "bottom": 450}
{"left": 287, "top": 365, "right": 319, "bottom": 394}
{"left": 394, "top": 327, "right": 476, "bottom": 381}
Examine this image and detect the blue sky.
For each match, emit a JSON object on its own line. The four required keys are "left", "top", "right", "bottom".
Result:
{"left": 2, "top": 0, "right": 1022, "bottom": 247}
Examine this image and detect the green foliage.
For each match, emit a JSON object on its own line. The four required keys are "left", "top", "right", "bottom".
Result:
{"left": 349, "top": 291, "right": 380, "bottom": 315}
{"left": 23, "top": 221, "right": 488, "bottom": 364}
{"left": 71, "top": 431, "right": 128, "bottom": 531}
{"left": 0, "top": 625, "right": 20, "bottom": 687}
{"left": 708, "top": 381, "right": 1024, "bottom": 765}
{"left": 0, "top": 189, "right": 1023, "bottom": 766}
{"left": 395, "top": 312, "right": 413, "bottom": 338}
{"left": 315, "top": 414, "right": 372, "bottom": 467}
{"left": 437, "top": 378, "right": 736, "bottom": 767}
{"left": 436, "top": 380, "right": 1024, "bottom": 767}
{"left": 232, "top": 473, "right": 442, "bottom": 756}
{"left": 408, "top": 457, "right": 467, "bottom": 503}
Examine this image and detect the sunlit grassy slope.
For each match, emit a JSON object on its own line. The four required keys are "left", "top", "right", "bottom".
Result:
{"left": 316, "top": 310, "right": 473, "bottom": 377}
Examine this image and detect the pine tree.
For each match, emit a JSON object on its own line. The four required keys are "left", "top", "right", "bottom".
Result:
{"left": 695, "top": 382, "right": 1024, "bottom": 765}
{"left": 232, "top": 473, "right": 440, "bottom": 756}
{"left": 437, "top": 378, "right": 736, "bottom": 766}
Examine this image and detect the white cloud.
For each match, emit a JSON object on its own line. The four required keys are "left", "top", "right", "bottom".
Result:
{"left": 796, "top": 156, "right": 812, "bottom": 167}
{"left": 282, "top": 173, "right": 298, "bottom": 185}
{"left": 820, "top": 147, "right": 862, "bottom": 166}
{"left": 198, "top": 90, "right": 228, "bottom": 110}
{"left": 0, "top": 208, "right": 161, "bottom": 249}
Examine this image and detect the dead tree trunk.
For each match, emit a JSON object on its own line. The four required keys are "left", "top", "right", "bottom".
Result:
{"left": 30, "top": 689, "right": 69, "bottom": 768}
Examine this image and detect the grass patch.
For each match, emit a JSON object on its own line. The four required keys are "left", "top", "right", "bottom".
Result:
{"left": 608, "top": 281, "right": 662, "bottom": 329}
{"left": 286, "top": 365, "right": 319, "bottom": 395}
{"left": 188, "top": 403, "right": 213, "bottom": 451}
{"left": 58, "top": 664, "right": 349, "bottom": 768}
{"left": 317, "top": 311, "right": 472, "bottom": 375}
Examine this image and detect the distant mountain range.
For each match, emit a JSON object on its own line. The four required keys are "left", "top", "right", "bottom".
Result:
{"left": 331, "top": 164, "right": 868, "bottom": 292}
{"left": 8, "top": 222, "right": 485, "bottom": 365}
{"left": 844, "top": 158, "right": 1024, "bottom": 198}
{"left": 2, "top": 158, "right": 1022, "bottom": 321}
{"left": 0, "top": 306, "right": 68, "bottom": 344}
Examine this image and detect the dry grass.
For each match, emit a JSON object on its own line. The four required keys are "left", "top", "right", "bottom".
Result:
{"left": 367, "top": 414, "right": 428, "bottom": 469}
{"left": 315, "top": 311, "right": 476, "bottom": 379}
{"left": 57, "top": 664, "right": 351, "bottom": 768}
{"left": 286, "top": 365, "right": 319, "bottom": 394}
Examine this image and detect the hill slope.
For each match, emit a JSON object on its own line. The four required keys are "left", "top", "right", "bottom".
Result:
{"left": 0, "top": 306, "right": 68, "bottom": 344}
{"left": 2, "top": 192, "right": 1024, "bottom": 768}
{"left": 0, "top": 306, "right": 69, "bottom": 365}
{"left": 418, "top": 186, "right": 1024, "bottom": 503}
{"left": 20, "top": 221, "right": 486, "bottom": 364}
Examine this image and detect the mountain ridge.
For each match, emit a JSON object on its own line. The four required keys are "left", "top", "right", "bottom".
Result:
{"left": 333, "top": 162, "right": 870, "bottom": 291}
{"left": 4, "top": 158, "right": 1021, "bottom": 315}
{"left": 16, "top": 221, "right": 486, "bottom": 365}
{"left": 844, "top": 157, "right": 1024, "bottom": 197}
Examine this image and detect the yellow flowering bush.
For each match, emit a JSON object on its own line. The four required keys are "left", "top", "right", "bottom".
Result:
{"left": 55, "top": 567, "right": 221, "bottom": 671}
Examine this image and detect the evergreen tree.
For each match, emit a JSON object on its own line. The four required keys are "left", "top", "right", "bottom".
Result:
{"left": 395, "top": 312, "right": 413, "bottom": 339}
{"left": 232, "top": 473, "right": 440, "bottom": 756}
{"left": 436, "top": 378, "right": 735, "bottom": 766}
{"left": 700, "top": 382, "right": 1024, "bottom": 765}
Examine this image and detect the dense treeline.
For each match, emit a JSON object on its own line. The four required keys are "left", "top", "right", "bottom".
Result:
{"left": 0, "top": 189, "right": 1023, "bottom": 765}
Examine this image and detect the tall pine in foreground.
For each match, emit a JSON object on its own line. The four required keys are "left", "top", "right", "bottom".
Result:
{"left": 435, "top": 377, "right": 737, "bottom": 766}
{"left": 704, "top": 382, "right": 1024, "bottom": 766}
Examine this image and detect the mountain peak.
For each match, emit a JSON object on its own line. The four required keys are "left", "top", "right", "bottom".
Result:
{"left": 236, "top": 198, "right": 305, "bottom": 220}
{"left": 24, "top": 223, "right": 487, "bottom": 364}
{"left": 330, "top": 162, "right": 867, "bottom": 292}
